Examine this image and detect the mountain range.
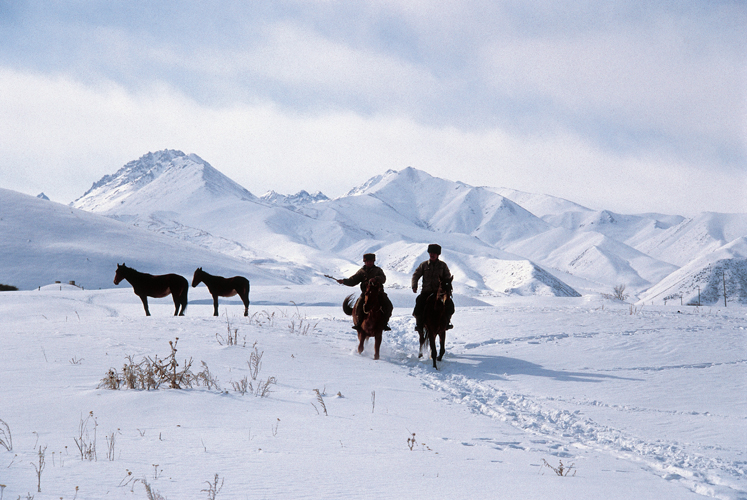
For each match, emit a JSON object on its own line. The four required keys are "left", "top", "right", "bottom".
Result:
{"left": 3, "top": 149, "right": 745, "bottom": 305}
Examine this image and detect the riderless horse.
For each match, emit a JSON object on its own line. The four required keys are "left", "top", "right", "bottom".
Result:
{"left": 191, "top": 268, "right": 251, "bottom": 316}
{"left": 343, "top": 278, "right": 388, "bottom": 360}
{"left": 113, "top": 263, "right": 189, "bottom": 316}
{"left": 419, "top": 275, "right": 454, "bottom": 369}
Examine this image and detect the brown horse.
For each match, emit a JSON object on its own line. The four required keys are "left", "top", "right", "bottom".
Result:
{"left": 420, "top": 275, "right": 454, "bottom": 369}
{"left": 114, "top": 263, "right": 189, "bottom": 316}
{"left": 343, "top": 278, "right": 388, "bottom": 360}
{"left": 192, "top": 268, "right": 251, "bottom": 316}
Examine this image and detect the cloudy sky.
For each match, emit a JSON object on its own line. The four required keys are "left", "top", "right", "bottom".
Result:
{"left": 0, "top": 1, "right": 744, "bottom": 215}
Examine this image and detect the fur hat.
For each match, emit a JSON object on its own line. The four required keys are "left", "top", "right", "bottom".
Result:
{"left": 427, "top": 244, "right": 441, "bottom": 255}
{"left": 363, "top": 253, "right": 376, "bottom": 261}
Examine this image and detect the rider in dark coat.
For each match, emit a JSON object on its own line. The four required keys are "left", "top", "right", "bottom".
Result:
{"left": 338, "top": 253, "right": 393, "bottom": 331}
{"left": 412, "top": 244, "right": 454, "bottom": 334}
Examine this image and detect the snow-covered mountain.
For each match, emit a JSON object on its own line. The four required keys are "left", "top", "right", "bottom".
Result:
{"left": 637, "top": 236, "right": 747, "bottom": 306}
{"left": 5, "top": 149, "right": 746, "bottom": 303}
{"left": 69, "top": 152, "right": 581, "bottom": 298}
{"left": 0, "top": 188, "right": 296, "bottom": 290}
{"left": 260, "top": 190, "right": 329, "bottom": 206}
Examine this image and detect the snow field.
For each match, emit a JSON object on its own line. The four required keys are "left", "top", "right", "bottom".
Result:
{"left": 0, "top": 286, "right": 744, "bottom": 499}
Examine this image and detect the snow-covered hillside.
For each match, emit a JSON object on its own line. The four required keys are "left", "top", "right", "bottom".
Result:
{"left": 0, "top": 188, "right": 298, "bottom": 290}
{"left": 638, "top": 237, "right": 747, "bottom": 306}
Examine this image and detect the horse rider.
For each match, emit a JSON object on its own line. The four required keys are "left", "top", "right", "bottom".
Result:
{"left": 337, "top": 253, "right": 393, "bottom": 332}
{"left": 412, "top": 243, "right": 454, "bottom": 335}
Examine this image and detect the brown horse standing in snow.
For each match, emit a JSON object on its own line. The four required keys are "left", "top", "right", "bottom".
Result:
{"left": 420, "top": 275, "right": 454, "bottom": 369}
{"left": 191, "top": 268, "right": 251, "bottom": 316}
{"left": 343, "top": 278, "right": 388, "bottom": 360}
{"left": 113, "top": 263, "right": 189, "bottom": 316}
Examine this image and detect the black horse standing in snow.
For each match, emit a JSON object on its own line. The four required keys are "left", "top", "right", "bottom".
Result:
{"left": 113, "top": 263, "right": 189, "bottom": 316}
{"left": 191, "top": 268, "right": 251, "bottom": 316}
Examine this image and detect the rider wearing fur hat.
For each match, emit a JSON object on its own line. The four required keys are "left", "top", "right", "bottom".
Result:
{"left": 338, "top": 253, "right": 393, "bottom": 332}
{"left": 412, "top": 244, "right": 454, "bottom": 335}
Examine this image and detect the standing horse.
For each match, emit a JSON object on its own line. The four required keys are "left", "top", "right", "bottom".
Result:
{"left": 419, "top": 275, "right": 454, "bottom": 369}
{"left": 191, "top": 268, "right": 251, "bottom": 316}
{"left": 113, "top": 263, "right": 189, "bottom": 316}
{"left": 343, "top": 278, "right": 388, "bottom": 360}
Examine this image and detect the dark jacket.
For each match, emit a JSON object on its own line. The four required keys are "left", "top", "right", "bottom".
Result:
{"left": 342, "top": 265, "right": 387, "bottom": 293}
{"left": 412, "top": 259, "right": 451, "bottom": 295}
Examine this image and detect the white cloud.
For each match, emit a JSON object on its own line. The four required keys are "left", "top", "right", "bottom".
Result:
{"left": 1, "top": 68, "right": 743, "bottom": 216}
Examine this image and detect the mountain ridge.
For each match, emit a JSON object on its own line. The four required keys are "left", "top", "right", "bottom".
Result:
{"left": 9, "top": 149, "right": 746, "bottom": 303}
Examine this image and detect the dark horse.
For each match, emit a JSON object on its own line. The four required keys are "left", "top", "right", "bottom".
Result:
{"left": 343, "top": 278, "right": 388, "bottom": 360}
{"left": 419, "top": 275, "right": 454, "bottom": 369}
{"left": 114, "top": 263, "right": 189, "bottom": 316}
{"left": 191, "top": 268, "right": 251, "bottom": 317}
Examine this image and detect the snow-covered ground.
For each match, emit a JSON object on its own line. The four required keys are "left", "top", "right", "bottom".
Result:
{"left": 1, "top": 285, "right": 744, "bottom": 499}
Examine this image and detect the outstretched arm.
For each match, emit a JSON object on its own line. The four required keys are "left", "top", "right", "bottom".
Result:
{"left": 411, "top": 263, "right": 424, "bottom": 292}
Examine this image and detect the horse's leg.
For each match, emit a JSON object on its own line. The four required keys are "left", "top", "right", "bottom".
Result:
{"left": 437, "top": 330, "right": 446, "bottom": 361}
{"left": 429, "top": 331, "right": 439, "bottom": 369}
{"left": 241, "top": 292, "right": 249, "bottom": 316}
{"left": 140, "top": 295, "right": 151, "bottom": 316}
{"left": 170, "top": 292, "right": 180, "bottom": 316}
{"left": 418, "top": 330, "right": 426, "bottom": 358}
{"left": 373, "top": 331, "right": 382, "bottom": 360}
{"left": 180, "top": 291, "right": 188, "bottom": 316}
{"left": 357, "top": 332, "right": 366, "bottom": 354}
{"left": 212, "top": 294, "right": 219, "bottom": 317}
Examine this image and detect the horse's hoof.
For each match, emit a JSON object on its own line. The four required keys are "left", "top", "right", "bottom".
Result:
{"left": 418, "top": 353, "right": 423, "bottom": 358}
{"left": 374, "top": 355, "right": 380, "bottom": 360}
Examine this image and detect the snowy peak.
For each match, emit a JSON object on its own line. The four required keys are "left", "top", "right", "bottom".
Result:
{"left": 260, "top": 190, "right": 329, "bottom": 206}
{"left": 72, "top": 150, "right": 254, "bottom": 213}
{"left": 345, "top": 167, "right": 549, "bottom": 245}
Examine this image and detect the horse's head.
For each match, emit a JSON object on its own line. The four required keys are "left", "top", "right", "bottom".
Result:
{"left": 192, "top": 267, "right": 203, "bottom": 288}
{"left": 437, "top": 276, "right": 454, "bottom": 304}
{"left": 114, "top": 263, "right": 127, "bottom": 285}
{"left": 363, "top": 278, "right": 382, "bottom": 305}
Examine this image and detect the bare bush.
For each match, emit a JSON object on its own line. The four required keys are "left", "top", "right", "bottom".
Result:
{"left": 312, "top": 389, "right": 328, "bottom": 416}
{"left": 238, "top": 342, "right": 277, "bottom": 397}
{"left": 0, "top": 418, "right": 12, "bottom": 451}
{"left": 100, "top": 339, "right": 219, "bottom": 391}
{"left": 74, "top": 412, "right": 97, "bottom": 461}
{"left": 613, "top": 284, "right": 629, "bottom": 301}
{"left": 141, "top": 479, "right": 166, "bottom": 500}
{"left": 231, "top": 376, "right": 249, "bottom": 396}
{"left": 202, "top": 473, "right": 224, "bottom": 500}
{"left": 216, "top": 313, "right": 245, "bottom": 346}
{"left": 601, "top": 284, "right": 629, "bottom": 302}
{"left": 105, "top": 429, "right": 120, "bottom": 461}
{"left": 542, "top": 458, "right": 576, "bottom": 476}
{"left": 250, "top": 310, "right": 276, "bottom": 327}
{"left": 31, "top": 445, "right": 46, "bottom": 492}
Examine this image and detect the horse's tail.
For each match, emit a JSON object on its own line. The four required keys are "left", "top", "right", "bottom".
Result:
{"left": 342, "top": 294, "right": 356, "bottom": 316}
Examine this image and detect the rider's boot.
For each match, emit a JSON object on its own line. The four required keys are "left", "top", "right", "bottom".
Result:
{"left": 414, "top": 315, "right": 424, "bottom": 335}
